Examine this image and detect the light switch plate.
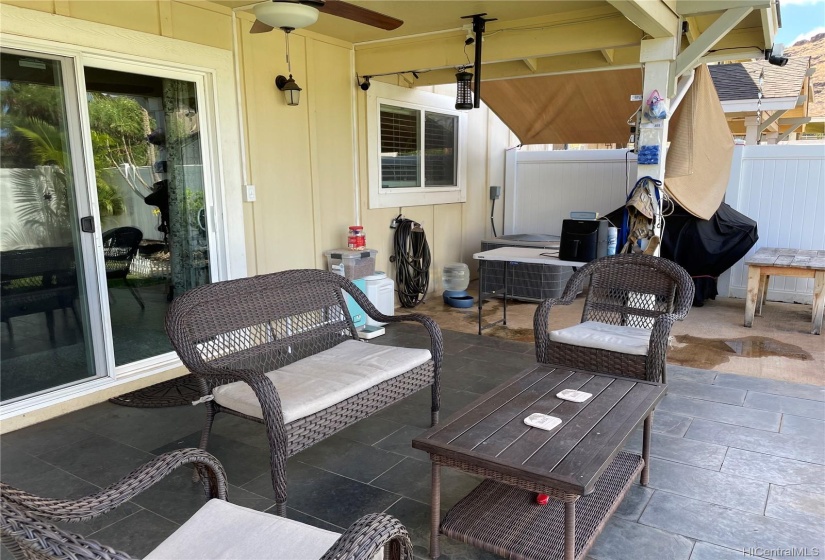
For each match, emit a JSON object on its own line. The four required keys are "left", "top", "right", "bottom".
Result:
{"left": 244, "top": 184, "right": 256, "bottom": 202}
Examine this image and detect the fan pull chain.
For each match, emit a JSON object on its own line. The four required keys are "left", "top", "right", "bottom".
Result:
{"left": 284, "top": 30, "right": 292, "bottom": 75}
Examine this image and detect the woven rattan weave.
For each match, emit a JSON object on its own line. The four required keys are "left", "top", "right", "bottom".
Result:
{"left": 0, "top": 449, "right": 413, "bottom": 560}
{"left": 534, "top": 254, "right": 694, "bottom": 383}
{"left": 165, "top": 269, "right": 442, "bottom": 514}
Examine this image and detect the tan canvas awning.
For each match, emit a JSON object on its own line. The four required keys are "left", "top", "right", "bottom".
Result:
{"left": 481, "top": 69, "right": 643, "bottom": 145}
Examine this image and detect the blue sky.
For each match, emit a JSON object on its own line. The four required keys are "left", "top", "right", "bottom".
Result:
{"left": 774, "top": 0, "right": 825, "bottom": 47}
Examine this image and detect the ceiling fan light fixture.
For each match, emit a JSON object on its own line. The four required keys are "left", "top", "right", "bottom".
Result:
{"left": 254, "top": 2, "right": 319, "bottom": 30}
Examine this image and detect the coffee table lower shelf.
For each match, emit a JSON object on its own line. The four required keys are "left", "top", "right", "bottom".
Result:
{"left": 440, "top": 451, "right": 644, "bottom": 560}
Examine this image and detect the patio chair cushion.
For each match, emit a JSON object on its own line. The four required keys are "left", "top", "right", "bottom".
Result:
{"left": 548, "top": 321, "right": 651, "bottom": 356}
{"left": 145, "top": 498, "right": 339, "bottom": 559}
{"left": 211, "top": 339, "right": 432, "bottom": 422}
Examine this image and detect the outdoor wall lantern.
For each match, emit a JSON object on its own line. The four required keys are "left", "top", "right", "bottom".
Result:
{"left": 276, "top": 74, "right": 302, "bottom": 106}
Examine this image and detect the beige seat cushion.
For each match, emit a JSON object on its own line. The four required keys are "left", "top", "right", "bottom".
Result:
{"left": 548, "top": 321, "right": 651, "bottom": 356}
{"left": 212, "top": 339, "right": 432, "bottom": 422}
{"left": 146, "top": 499, "right": 340, "bottom": 559}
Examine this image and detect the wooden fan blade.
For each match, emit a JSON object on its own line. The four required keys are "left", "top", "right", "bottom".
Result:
{"left": 318, "top": 0, "right": 403, "bottom": 30}
{"left": 250, "top": 19, "right": 275, "bottom": 34}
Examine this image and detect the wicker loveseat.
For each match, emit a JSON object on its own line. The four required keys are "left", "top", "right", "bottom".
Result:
{"left": 165, "top": 269, "right": 442, "bottom": 515}
{"left": 1, "top": 449, "right": 413, "bottom": 560}
{"left": 534, "top": 254, "right": 694, "bottom": 384}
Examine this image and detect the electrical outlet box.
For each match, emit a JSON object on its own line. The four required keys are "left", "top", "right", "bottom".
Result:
{"left": 244, "top": 184, "right": 256, "bottom": 202}
{"left": 489, "top": 186, "right": 501, "bottom": 200}
{"left": 630, "top": 94, "right": 643, "bottom": 102}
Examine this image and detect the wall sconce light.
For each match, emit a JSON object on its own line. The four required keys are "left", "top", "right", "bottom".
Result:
{"left": 276, "top": 74, "right": 302, "bottom": 106}
{"left": 455, "top": 70, "right": 474, "bottom": 110}
{"left": 360, "top": 76, "right": 371, "bottom": 91}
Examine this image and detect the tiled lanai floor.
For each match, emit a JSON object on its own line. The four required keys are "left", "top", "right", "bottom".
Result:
{"left": 2, "top": 324, "right": 824, "bottom": 560}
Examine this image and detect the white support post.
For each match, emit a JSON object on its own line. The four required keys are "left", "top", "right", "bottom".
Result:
{"left": 636, "top": 37, "right": 677, "bottom": 257}
{"left": 745, "top": 116, "right": 760, "bottom": 145}
{"left": 765, "top": 131, "right": 779, "bottom": 144}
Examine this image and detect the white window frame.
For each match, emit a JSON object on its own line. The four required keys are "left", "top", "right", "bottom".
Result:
{"left": 367, "top": 81, "right": 467, "bottom": 209}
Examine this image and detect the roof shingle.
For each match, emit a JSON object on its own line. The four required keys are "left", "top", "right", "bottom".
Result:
{"left": 709, "top": 57, "right": 811, "bottom": 101}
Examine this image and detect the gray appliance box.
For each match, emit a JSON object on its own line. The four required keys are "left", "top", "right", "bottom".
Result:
{"left": 480, "top": 235, "right": 573, "bottom": 302}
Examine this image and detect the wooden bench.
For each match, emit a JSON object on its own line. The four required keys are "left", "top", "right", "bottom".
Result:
{"left": 744, "top": 247, "right": 825, "bottom": 335}
{"left": 166, "top": 269, "right": 442, "bottom": 515}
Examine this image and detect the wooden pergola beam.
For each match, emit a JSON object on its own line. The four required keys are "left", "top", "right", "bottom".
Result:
{"left": 607, "top": 0, "right": 679, "bottom": 38}
{"left": 674, "top": 6, "right": 752, "bottom": 77}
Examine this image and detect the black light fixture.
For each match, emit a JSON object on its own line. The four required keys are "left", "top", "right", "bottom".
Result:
{"left": 360, "top": 76, "right": 371, "bottom": 91}
{"left": 455, "top": 70, "right": 474, "bottom": 110}
{"left": 276, "top": 74, "right": 302, "bottom": 105}
{"left": 458, "top": 13, "right": 496, "bottom": 110}
{"left": 276, "top": 27, "right": 302, "bottom": 106}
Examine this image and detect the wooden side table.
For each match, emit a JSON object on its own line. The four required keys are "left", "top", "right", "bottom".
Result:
{"left": 412, "top": 364, "right": 666, "bottom": 560}
{"left": 744, "top": 248, "right": 825, "bottom": 335}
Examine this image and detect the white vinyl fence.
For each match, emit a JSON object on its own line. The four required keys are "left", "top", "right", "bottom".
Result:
{"left": 718, "top": 144, "right": 825, "bottom": 304}
{"left": 505, "top": 144, "right": 825, "bottom": 303}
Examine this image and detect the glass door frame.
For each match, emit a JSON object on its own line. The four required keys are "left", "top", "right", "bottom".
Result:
{"left": 1, "top": 34, "right": 232, "bottom": 413}
{"left": 0, "top": 45, "right": 110, "bottom": 402}
{"left": 78, "top": 54, "right": 228, "bottom": 379}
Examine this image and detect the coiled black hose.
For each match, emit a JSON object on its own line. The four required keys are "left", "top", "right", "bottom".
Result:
{"left": 392, "top": 218, "right": 431, "bottom": 308}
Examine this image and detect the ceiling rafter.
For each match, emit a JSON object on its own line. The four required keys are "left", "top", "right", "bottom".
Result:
{"left": 606, "top": 0, "right": 679, "bottom": 38}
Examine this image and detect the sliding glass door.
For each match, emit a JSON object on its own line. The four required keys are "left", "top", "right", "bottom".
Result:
{"left": 1, "top": 50, "right": 102, "bottom": 401}
{"left": 1, "top": 47, "right": 217, "bottom": 404}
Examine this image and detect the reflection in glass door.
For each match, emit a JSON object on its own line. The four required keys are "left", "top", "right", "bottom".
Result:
{"left": 0, "top": 51, "right": 99, "bottom": 402}
{"left": 83, "top": 66, "right": 211, "bottom": 366}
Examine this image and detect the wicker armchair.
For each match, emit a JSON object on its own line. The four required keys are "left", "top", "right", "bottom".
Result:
{"left": 1, "top": 449, "right": 413, "bottom": 560}
{"left": 165, "top": 269, "right": 442, "bottom": 515}
{"left": 102, "top": 227, "right": 144, "bottom": 309}
{"left": 534, "top": 254, "right": 694, "bottom": 384}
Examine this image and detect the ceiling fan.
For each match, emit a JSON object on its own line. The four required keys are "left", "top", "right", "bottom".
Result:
{"left": 250, "top": 0, "right": 403, "bottom": 34}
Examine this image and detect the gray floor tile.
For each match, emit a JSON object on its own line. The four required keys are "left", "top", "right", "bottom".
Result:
{"left": 152, "top": 432, "right": 272, "bottom": 488}
{"left": 1, "top": 443, "right": 70, "bottom": 488}
{"left": 666, "top": 365, "right": 717, "bottom": 385}
{"left": 208, "top": 413, "right": 268, "bottom": 449}
{"left": 335, "top": 415, "right": 405, "bottom": 446}
{"left": 0, "top": 420, "right": 96, "bottom": 457}
{"left": 690, "top": 542, "right": 769, "bottom": 560}
{"left": 744, "top": 391, "right": 825, "bottom": 420}
{"left": 613, "top": 484, "right": 654, "bottom": 521}
{"left": 720, "top": 447, "right": 825, "bottom": 488}
{"left": 372, "top": 458, "right": 481, "bottom": 509}
{"left": 244, "top": 462, "right": 400, "bottom": 529}
{"left": 658, "top": 395, "right": 781, "bottom": 432}
{"left": 285, "top": 508, "right": 344, "bottom": 531}
{"left": 292, "top": 435, "right": 405, "bottom": 483}
{"left": 780, "top": 414, "right": 825, "bottom": 438}
{"left": 686, "top": 418, "right": 825, "bottom": 465}
{"left": 374, "top": 424, "right": 431, "bottom": 462}
{"left": 87, "top": 509, "right": 179, "bottom": 558}
{"left": 625, "top": 431, "right": 728, "bottom": 470}
{"left": 452, "top": 345, "right": 536, "bottom": 370}
{"left": 646, "top": 458, "right": 770, "bottom": 514}
{"left": 441, "top": 370, "right": 504, "bottom": 395}
{"left": 648, "top": 411, "right": 693, "bottom": 437}
{"left": 765, "top": 485, "right": 825, "bottom": 527}
{"left": 38, "top": 435, "right": 156, "bottom": 487}
{"left": 589, "top": 517, "right": 693, "bottom": 560}
{"left": 639, "top": 491, "right": 824, "bottom": 554}
{"left": 713, "top": 373, "right": 825, "bottom": 402}
{"left": 665, "top": 379, "right": 746, "bottom": 405}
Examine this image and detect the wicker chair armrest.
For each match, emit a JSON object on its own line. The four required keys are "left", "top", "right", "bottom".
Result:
{"left": 533, "top": 297, "right": 577, "bottom": 363}
{"left": 0, "top": 449, "right": 227, "bottom": 524}
{"left": 647, "top": 313, "right": 678, "bottom": 382}
{"left": 320, "top": 513, "right": 413, "bottom": 560}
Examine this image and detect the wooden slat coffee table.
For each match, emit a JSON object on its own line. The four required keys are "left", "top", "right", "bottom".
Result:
{"left": 744, "top": 247, "right": 825, "bottom": 335}
{"left": 412, "top": 364, "right": 666, "bottom": 560}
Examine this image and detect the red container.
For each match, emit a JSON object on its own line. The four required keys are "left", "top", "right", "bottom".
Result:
{"left": 348, "top": 226, "right": 365, "bottom": 250}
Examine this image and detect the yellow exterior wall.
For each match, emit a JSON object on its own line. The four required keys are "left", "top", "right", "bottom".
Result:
{"left": 0, "top": 0, "right": 509, "bottom": 429}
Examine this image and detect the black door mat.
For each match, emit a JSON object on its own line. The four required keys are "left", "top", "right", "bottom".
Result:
{"left": 109, "top": 374, "right": 201, "bottom": 408}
